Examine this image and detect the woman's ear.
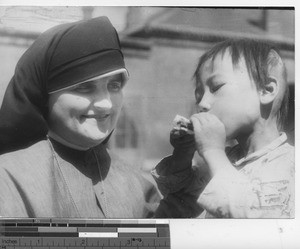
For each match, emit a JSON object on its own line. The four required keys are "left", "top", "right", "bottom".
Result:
{"left": 259, "top": 76, "right": 279, "bottom": 105}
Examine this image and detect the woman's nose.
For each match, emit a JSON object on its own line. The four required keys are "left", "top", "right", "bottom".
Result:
{"left": 93, "top": 90, "right": 113, "bottom": 110}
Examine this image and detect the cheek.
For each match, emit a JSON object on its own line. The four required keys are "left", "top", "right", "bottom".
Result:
{"left": 48, "top": 95, "right": 91, "bottom": 126}
{"left": 218, "top": 93, "right": 260, "bottom": 133}
{"left": 210, "top": 91, "right": 248, "bottom": 121}
{"left": 111, "top": 93, "right": 123, "bottom": 115}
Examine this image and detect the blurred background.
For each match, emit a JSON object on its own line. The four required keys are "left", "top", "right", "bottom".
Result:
{"left": 0, "top": 6, "right": 295, "bottom": 171}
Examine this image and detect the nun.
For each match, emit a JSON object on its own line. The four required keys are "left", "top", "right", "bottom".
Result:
{"left": 0, "top": 16, "right": 161, "bottom": 218}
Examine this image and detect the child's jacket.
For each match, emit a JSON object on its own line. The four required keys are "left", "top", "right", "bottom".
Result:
{"left": 153, "top": 133, "right": 294, "bottom": 218}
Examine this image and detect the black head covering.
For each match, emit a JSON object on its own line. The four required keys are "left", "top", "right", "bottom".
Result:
{"left": 0, "top": 16, "right": 127, "bottom": 154}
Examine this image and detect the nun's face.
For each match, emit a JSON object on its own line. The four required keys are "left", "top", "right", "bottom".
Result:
{"left": 48, "top": 73, "right": 124, "bottom": 150}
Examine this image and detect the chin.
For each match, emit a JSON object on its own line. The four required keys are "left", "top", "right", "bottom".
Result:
{"left": 224, "top": 129, "right": 236, "bottom": 141}
{"left": 84, "top": 132, "right": 110, "bottom": 144}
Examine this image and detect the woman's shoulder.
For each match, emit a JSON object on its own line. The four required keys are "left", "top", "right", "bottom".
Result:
{"left": 107, "top": 149, "right": 157, "bottom": 188}
{"left": 0, "top": 139, "right": 52, "bottom": 170}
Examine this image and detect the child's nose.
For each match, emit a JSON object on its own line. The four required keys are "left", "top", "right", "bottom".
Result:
{"left": 197, "top": 94, "right": 211, "bottom": 112}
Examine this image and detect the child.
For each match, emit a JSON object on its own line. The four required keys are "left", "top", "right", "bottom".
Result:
{"left": 153, "top": 39, "right": 294, "bottom": 218}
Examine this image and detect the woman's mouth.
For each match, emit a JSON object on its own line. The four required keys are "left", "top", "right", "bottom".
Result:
{"left": 81, "top": 114, "right": 110, "bottom": 121}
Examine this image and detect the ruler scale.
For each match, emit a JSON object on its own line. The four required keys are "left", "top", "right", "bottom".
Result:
{"left": 0, "top": 219, "right": 170, "bottom": 249}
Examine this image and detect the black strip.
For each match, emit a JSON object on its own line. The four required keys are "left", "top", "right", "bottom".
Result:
{"left": 50, "top": 223, "right": 68, "bottom": 227}
{"left": 32, "top": 223, "right": 51, "bottom": 227}
{"left": 39, "top": 232, "right": 79, "bottom": 237}
{"left": 4, "top": 227, "right": 38, "bottom": 232}
{"left": 1, "top": 223, "right": 17, "bottom": 227}
{"left": 3, "top": 232, "right": 39, "bottom": 237}
{"left": 157, "top": 228, "right": 170, "bottom": 237}
{"left": 86, "top": 223, "right": 104, "bottom": 227}
{"left": 155, "top": 224, "right": 169, "bottom": 228}
{"left": 149, "top": 6, "right": 295, "bottom": 10}
{"left": 119, "top": 224, "right": 157, "bottom": 228}
{"left": 17, "top": 223, "right": 33, "bottom": 227}
{"left": 68, "top": 224, "right": 86, "bottom": 227}
{"left": 118, "top": 233, "right": 157, "bottom": 238}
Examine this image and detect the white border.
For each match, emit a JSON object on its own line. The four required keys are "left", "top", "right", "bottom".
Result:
{"left": 0, "top": 2, "right": 298, "bottom": 249}
{"left": 0, "top": 0, "right": 296, "bottom": 7}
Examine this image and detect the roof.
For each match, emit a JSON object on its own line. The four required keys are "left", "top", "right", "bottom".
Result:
{"left": 124, "top": 7, "right": 294, "bottom": 51}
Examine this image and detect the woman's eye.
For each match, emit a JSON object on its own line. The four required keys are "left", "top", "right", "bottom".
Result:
{"left": 107, "top": 81, "right": 123, "bottom": 92}
{"left": 72, "top": 83, "right": 95, "bottom": 93}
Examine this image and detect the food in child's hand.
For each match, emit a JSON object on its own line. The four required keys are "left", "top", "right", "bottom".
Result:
{"left": 173, "top": 115, "right": 194, "bottom": 135}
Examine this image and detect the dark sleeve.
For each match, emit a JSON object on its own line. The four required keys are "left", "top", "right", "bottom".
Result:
{"left": 151, "top": 156, "right": 210, "bottom": 218}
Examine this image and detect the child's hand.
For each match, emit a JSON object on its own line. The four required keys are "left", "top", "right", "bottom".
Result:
{"left": 165, "top": 128, "right": 196, "bottom": 175}
{"left": 170, "top": 128, "right": 195, "bottom": 153}
{"left": 191, "top": 113, "right": 226, "bottom": 157}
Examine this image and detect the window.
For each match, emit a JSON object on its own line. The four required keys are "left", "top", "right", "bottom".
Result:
{"left": 113, "top": 108, "right": 138, "bottom": 149}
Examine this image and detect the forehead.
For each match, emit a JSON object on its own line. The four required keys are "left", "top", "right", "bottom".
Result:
{"left": 67, "top": 73, "right": 124, "bottom": 92}
{"left": 60, "top": 74, "right": 123, "bottom": 93}
{"left": 199, "top": 50, "right": 248, "bottom": 83}
{"left": 49, "top": 71, "right": 127, "bottom": 95}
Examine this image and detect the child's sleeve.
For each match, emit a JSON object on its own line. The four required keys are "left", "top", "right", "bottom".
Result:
{"left": 197, "top": 150, "right": 294, "bottom": 218}
{"left": 151, "top": 155, "right": 209, "bottom": 218}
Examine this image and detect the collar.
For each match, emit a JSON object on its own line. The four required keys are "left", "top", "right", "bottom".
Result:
{"left": 234, "top": 133, "right": 287, "bottom": 167}
{"left": 48, "top": 137, "right": 110, "bottom": 180}
{"left": 48, "top": 136, "right": 88, "bottom": 164}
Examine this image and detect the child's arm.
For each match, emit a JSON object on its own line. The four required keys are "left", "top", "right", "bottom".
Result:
{"left": 191, "top": 113, "right": 294, "bottom": 218}
{"left": 152, "top": 117, "right": 209, "bottom": 217}
{"left": 155, "top": 127, "right": 195, "bottom": 174}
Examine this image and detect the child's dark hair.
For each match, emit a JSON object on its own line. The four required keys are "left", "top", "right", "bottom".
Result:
{"left": 194, "top": 38, "right": 289, "bottom": 130}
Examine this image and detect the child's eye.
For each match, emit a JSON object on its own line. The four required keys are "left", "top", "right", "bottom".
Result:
{"left": 211, "top": 83, "right": 225, "bottom": 93}
{"left": 72, "top": 83, "right": 96, "bottom": 93}
{"left": 107, "top": 81, "right": 123, "bottom": 92}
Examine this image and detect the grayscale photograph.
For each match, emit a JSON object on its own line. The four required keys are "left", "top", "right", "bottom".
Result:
{"left": 0, "top": 6, "right": 295, "bottom": 219}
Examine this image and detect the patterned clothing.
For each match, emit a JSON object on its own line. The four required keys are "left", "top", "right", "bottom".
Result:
{"left": 198, "top": 133, "right": 294, "bottom": 218}
{"left": 153, "top": 133, "right": 294, "bottom": 218}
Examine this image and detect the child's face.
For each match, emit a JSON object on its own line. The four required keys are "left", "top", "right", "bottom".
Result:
{"left": 196, "top": 50, "right": 261, "bottom": 139}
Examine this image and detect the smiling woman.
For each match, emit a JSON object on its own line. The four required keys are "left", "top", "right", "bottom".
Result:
{"left": 47, "top": 70, "right": 128, "bottom": 151}
{"left": 0, "top": 16, "right": 164, "bottom": 218}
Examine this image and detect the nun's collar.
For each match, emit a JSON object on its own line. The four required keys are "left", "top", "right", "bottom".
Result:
{"left": 48, "top": 136, "right": 88, "bottom": 164}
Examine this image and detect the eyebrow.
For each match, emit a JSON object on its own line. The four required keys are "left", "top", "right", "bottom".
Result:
{"left": 74, "top": 79, "right": 97, "bottom": 87}
{"left": 109, "top": 74, "right": 123, "bottom": 81}
{"left": 203, "top": 74, "right": 219, "bottom": 87}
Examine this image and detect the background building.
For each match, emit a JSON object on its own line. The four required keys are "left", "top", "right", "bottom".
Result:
{"left": 0, "top": 6, "right": 295, "bottom": 170}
